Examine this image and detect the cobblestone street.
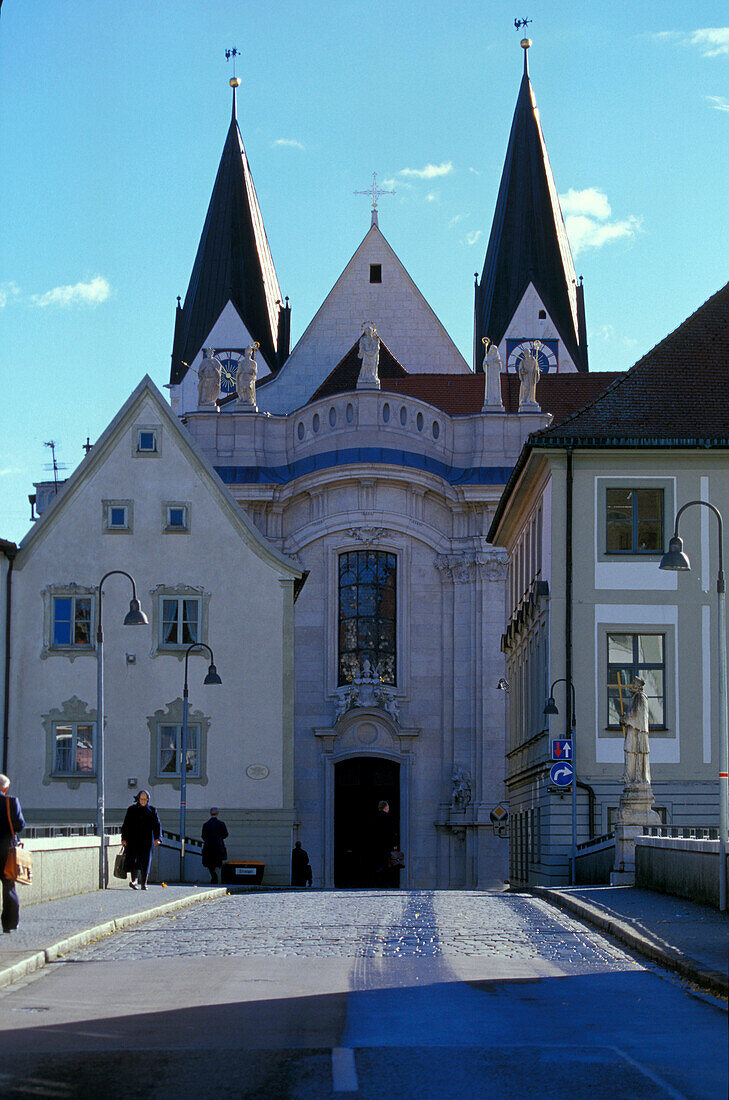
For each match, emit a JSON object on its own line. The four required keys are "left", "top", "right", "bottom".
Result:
{"left": 0, "top": 890, "right": 725, "bottom": 1099}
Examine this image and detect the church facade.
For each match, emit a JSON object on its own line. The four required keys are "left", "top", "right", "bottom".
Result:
{"left": 4, "top": 43, "right": 622, "bottom": 887}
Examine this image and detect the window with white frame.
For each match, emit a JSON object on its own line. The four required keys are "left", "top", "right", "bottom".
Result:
{"left": 159, "top": 596, "right": 200, "bottom": 648}
{"left": 136, "top": 428, "right": 158, "bottom": 454}
{"left": 606, "top": 488, "right": 664, "bottom": 554}
{"left": 157, "top": 723, "right": 201, "bottom": 778}
{"left": 607, "top": 632, "right": 666, "bottom": 728}
{"left": 165, "top": 504, "right": 188, "bottom": 531}
{"left": 53, "top": 722, "right": 95, "bottom": 775}
{"left": 52, "top": 595, "right": 93, "bottom": 648}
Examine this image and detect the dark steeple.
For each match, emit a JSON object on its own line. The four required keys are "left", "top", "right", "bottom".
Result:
{"left": 170, "top": 81, "right": 285, "bottom": 385}
{"left": 475, "top": 40, "right": 587, "bottom": 371}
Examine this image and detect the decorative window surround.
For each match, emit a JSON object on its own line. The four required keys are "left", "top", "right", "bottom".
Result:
{"left": 41, "top": 697, "right": 97, "bottom": 787}
{"left": 41, "top": 584, "right": 96, "bottom": 661}
{"left": 133, "top": 424, "right": 162, "bottom": 457}
{"left": 148, "top": 584, "right": 210, "bottom": 658}
{"left": 146, "top": 697, "right": 209, "bottom": 788}
{"left": 103, "top": 499, "right": 133, "bottom": 534}
{"left": 163, "top": 502, "right": 191, "bottom": 533}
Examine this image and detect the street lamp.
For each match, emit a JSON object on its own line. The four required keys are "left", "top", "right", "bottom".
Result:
{"left": 660, "top": 500, "right": 728, "bottom": 912}
{"left": 544, "top": 677, "right": 577, "bottom": 884}
{"left": 96, "top": 571, "right": 148, "bottom": 888}
{"left": 180, "top": 642, "right": 222, "bottom": 881}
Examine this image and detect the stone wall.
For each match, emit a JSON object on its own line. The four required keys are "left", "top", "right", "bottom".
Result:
{"left": 19, "top": 836, "right": 126, "bottom": 906}
{"left": 575, "top": 837, "right": 615, "bottom": 885}
{"left": 635, "top": 835, "right": 727, "bottom": 908}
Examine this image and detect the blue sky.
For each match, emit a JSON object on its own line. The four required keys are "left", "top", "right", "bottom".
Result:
{"left": 2, "top": 1, "right": 729, "bottom": 541}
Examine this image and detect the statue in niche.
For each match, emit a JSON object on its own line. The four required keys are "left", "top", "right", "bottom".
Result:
{"left": 622, "top": 677, "right": 652, "bottom": 786}
{"left": 198, "top": 349, "right": 221, "bottom": 407}
{"left": 236, "top": 343, "right": 259, "bottom": 408}
{"left": 357, "top": 321, "right": 381, "bottom": 389}
{"left": 452, "top": 765, "right": 472, "bottom": 811}
{"left": 518, "top": 342, "right": 541, "bottom": 408}
{"left": 482, "top": 338, "right": 505, "bottom": 410}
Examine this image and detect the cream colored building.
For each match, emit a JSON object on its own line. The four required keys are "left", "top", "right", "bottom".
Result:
{"left": 6, "top": 378, "right": 303, "bottom": 883}
{"left": 488, "top": 284, "right": 729, "bottom": 885}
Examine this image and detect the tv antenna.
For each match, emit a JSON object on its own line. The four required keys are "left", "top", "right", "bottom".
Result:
{"left": 43, "top": 440, "right": 68, "bottom": 492}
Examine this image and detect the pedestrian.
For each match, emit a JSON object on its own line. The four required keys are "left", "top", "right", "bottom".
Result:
{"left": 201, "top": 807, "right": 228, "bottom": 884}
{"left": 121, "top": 789, "right": 161, "bottom": 890}
{"left": 371, "top": 799, "right": 395, "bottom": 887}
{"left": 0, "top": 774, "right": 24, "bottom": 933}
{"left": 291, "top": 840, "right": 312, "bottom": 887}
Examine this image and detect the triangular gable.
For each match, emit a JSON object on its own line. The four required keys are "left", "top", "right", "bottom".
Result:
{"left": 258, "top": 221, "right": 470, "bottom": 414}
{"left": 16, "top": 375, "right": 302, "bottom": 581}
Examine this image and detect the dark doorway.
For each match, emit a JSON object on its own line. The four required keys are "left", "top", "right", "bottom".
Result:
{"left": 334, "top": 757, "right": 400, "bottom": 887}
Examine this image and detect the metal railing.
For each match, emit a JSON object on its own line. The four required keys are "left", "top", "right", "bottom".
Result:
{"left": 643, "top": 825, "right": 719, "bottom": 840}
{"left": 23, "top": 824, "right": 202, "bottom": 848}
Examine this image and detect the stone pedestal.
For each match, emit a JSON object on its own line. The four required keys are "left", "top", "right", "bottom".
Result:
{"left": 610, "top": 783, "right": 661, "bottom": 886}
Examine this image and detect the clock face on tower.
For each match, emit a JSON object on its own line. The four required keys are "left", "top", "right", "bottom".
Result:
{"left": 506, "top": 338, "right": 559, "bottom": 374}
{"left": 217, "top": 352, "right": 243, "bottom": 393}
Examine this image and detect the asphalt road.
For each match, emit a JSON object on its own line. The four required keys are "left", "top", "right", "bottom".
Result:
{"left": 0, "top": 890, "right": 725, "bottom": 1099}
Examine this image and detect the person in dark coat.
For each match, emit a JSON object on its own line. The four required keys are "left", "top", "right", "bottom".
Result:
{"left": 371, "top": 800, "right": 395, "bottom": 887}
{"left": 291, "top": 840, "right": 312, "bottom": 887}
{"left": 201, "top": 807, "right": 228, "bottom": 884}
{"left": 0, "top": 774, "right": 24, "bottom": 933}
{"left": 121, "top": 790, "right": 161, "bottom": 890}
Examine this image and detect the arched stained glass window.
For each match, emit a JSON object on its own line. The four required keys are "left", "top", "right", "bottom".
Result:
{"left": 338, "top": 550, "right": 396, "bottom": 685}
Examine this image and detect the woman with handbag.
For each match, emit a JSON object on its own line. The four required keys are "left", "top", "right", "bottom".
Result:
{"left": 0, "top": 773, "right": 25, "bottom": 933}
{"left": 121, "top": 790, "right": 161, "bottom": 890}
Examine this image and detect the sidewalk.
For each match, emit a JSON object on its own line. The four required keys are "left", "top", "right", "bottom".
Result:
{"left": 0, "top": 883, "right": 225, "bottom": 991}
{"left": 531, "top": 884, "right": 729, "bottom": 999}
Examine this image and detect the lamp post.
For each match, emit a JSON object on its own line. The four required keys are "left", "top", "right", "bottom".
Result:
{"left": 545, "top": 677, "right": 577, "bottom": 884}
{"left": 180, "top": 643, "right": 222, "bottom": 881}
{"left": 96, "top": 571, "right": 148, "bottom": 889}
{"left": 659, "top": 500, "right": 728, "bottom": 912}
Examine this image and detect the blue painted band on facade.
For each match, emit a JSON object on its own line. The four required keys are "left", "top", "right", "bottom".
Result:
{"left": 214, "top": 448, "right": 513, "bottom": 487}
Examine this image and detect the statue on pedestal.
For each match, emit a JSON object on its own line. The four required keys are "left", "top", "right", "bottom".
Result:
{"left": 236, "top": 343, "right": 259, "bottom": 409}
{"left": 198, "top": 348, "right": 222, "bottom": 408}
{"left": 623, "top": 677, "right": 651, "bottom": 786}
{"left": 357, "top": 322, "right": 381, "bottom": 389}
{"left": 481, "top": 337, "right": 505, "bottom": 412}
{"left": 452, "top": 766, "right": 472, "bottom": 812}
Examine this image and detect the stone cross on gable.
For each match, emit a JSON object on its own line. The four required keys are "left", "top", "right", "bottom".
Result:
{"left": 355, "top": 172, "right": 395, "bottom": 227}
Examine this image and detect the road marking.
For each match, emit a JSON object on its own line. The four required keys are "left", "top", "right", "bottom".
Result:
{"left": 331, "top": 1046, "right": 358, "bottom": 1092}
{"left": 611, "top": 1046, "right": 687, "bottom": 1100}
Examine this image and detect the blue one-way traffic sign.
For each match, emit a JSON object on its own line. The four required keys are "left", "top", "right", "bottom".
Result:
{"left": 552, "top": 739, "right": 573, "bottom": 761}
{"left": 549, "top": 761, "right": 573, "bottom": 787}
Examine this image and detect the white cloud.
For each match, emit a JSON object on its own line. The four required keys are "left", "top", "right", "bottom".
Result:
{"left": 558, "top": 188, "right": 641, "bottom": 257}
{"left": 399, "top": 161, "right": 453, "bottom": 179}
{"left": 707, "top": 95, "right": 729, "bottom": 112}
{"left": 0, "top": 282, "right": 20, "bottom": 307}
{"left": 448, "top": 214, "right": 466, "bottom": 228}
{"left": 0, "top": 467, "right": 22, "bottom": 477}
{"left": 273, "top": 138, "right": 305, "bottom": 150}
{"left": 425, "top": 192, "right": 437, "bottom": 203}
{"left": 656, "top": 27, "right": 729, "bottom": 57}
{"left": 29, "top": 276, "right": 111, "bottom": 308}
{"left": 466, "top": 229, "right": 483, "bottom": 246}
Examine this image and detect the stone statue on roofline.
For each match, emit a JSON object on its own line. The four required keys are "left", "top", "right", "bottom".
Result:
{"left": 236, "top": 343, "right": 259, "bottom": 410}
{"left": 357, "top": 321, "right": 381, "bottom": 390}
{"left": 198, "top": 348, "right": 222, "bottom": 408}
{"left": 481, "top": 337, "right": 505, "bottom": 412}
{"left": 518, "top": 342, "right": 541, "bottom": 410}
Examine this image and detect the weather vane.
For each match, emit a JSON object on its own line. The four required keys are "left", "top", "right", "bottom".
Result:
{"left": 226, "top": 48, "right": 240, "bottom": 77}
{"left": 514, "top": 18, "right": 532, "bottom": 32}
{"left": 354, "top": 171, "right": 395, "bottom": 211}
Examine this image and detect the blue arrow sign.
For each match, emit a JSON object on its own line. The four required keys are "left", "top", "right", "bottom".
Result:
{"left": 552, "top": 739, "right": 573, "bottom": 761}
{"left": 550, "top": 762, "right": 573, "bottom": 787}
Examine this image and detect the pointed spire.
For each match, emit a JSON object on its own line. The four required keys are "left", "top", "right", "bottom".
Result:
{"left": 475, "top": 39, "right": 587, "bottom": 371}
{"left": 170, "top": 79, "right": 284, "bottom": 385}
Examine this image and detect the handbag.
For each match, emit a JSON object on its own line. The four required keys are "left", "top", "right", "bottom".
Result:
{"left": 388, "top": 848, "right": 405, "bottom": 870}
{"left": 3, "top": 796, "right": 32, "bottom": 886}
{"left": 113, "top": 849, "right": 128, "bottom": 880}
